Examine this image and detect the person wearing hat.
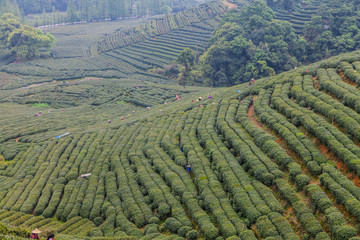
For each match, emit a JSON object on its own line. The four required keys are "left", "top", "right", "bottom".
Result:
{"left": 30, "top": 229, "right": 41, "bottom": 239}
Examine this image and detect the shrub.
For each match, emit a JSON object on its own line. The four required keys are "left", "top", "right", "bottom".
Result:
{"left": 239, "top": 229, "right": 257, "bottom": 240}
{"left": 334, "top": 225, "right": 356, "bottom": 240}
{"left": 94, "top": 217, "right": 103, "bottom": 227}
{"left": 144, "top": 224, "right": 158, "bottom": 235}
{"left": 186, "top": 230, "right": 198, "bottom": 240}
{"left": 158, "top": 202, "right": 171, "bottom": 217}
{"left": 88, "top": 227, "right": 104, "bottom": 237}
{"left": 0, "top": 222, "right": 9, "bottom": 235}
{"left": 148, "top": 217, "right": 160, "bottom": 224}
{"left": 165, "top": 217, "right": 182, "bottom": 233}
{"left": 256, "top": 215, "right": 279, "bottom": 238}
{"left": 315, "top": 232, "right": 331, "bottom": 240}
{"left": 177, "top": 226, "right": 192, "bottom": 237}
{"left": 9, "top": 227, "right": 31, "bottom": 238}
{"left": 307, "top": 161, "right": 322, "bottom": 176}
{"left": 295, "top": 174, "right": 310, "bottom": 191}
{"left": 225, "top": 236, "right": 240, "bottom": 240}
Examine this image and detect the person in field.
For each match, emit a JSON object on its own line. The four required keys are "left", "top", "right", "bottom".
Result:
{"left": 47, "top": 233, "right": 55, "bottom": 240}
{"left": 186, "top": 164, "right": 191, "bottom": 173}
{"left": 30, "top": 229, "right": 41, "bottom": 239}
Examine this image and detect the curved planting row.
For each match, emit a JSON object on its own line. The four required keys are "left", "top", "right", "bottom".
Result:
{"left": 3, "top": 51, "right": 360, "bottom": 239}
{"left": 92, "top": 1, "right": 225, "bottom": 54}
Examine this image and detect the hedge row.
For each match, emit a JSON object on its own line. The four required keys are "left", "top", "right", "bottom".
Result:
{"left": 94, "top": 1, "right": 224, "bottom": 54}
{"left": 317, "top": 68, "right": 360, "bottom": 114}
{"left": 181, "top": 107, "right": 251, "bottom": 239}
{"left": 200, "top": 102, "right": 273, "bottom": 223}
{"left": 275, "top": 179, "right": 326, "bottom": 238}
{"left": 254, "top": 88, "right": 325, "bottom": 176}
{"left": 272, "top": 81, "right": 360, "bottom": 176}
{"left": 306, "top": 184, "right": 356, "bottom": 240}
{"left": 320, "top": 173, "right": 360, "bottom": 223}
{"left": 236, "top": 97, "right": 294, "bottom": 170}
{"left": 159, "top": 112, "right": 221, "bottom": 239}
{"left": 339, "top": 61, "right": 360, "bottom": 85}
{"left": 216, "top": 100, "right": 282, "bottom": 186}
{"left": 290, "top": 77, "right": 360, "bottom": 142}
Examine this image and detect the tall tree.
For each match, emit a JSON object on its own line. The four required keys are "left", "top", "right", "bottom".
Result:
{"left": 0, "top": 13, "right": 55, "bottom": 59}
{"left": 66, "top": 0, "right": 77, "bottom": 23}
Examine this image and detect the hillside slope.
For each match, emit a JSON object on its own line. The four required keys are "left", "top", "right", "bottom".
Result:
{"left": 2, "top": 50, "right": 360, "bottom": 239}
{"left": 0, "top": 1, "right": 225, "bottom": 85}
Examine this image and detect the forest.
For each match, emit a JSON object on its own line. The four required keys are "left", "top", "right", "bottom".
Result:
{"left": 0, "top": 0, "right": 204, "bottom": 23}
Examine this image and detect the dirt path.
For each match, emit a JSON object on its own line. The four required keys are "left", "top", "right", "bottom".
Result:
{"left": 20, "top": 77, "right": 102, "bottom": 90}
{"left": 21, "top": 81, "right": 54, "bottom": 89}
{"left": 80, "top": 77, "right": 103, "bottom": 82}
{"left": 339, "top": 70, "right": 357, "bottom": 87}
{"left": 245, "top": 96, "right": 310, "bottom": 237}
{"left": 247, "top": 96, "right": 265, "bottom": 130}
{"left": 221, "top": 0, "right": 238, "bottom": 9}
{"left": 309, "top": 134, "right": 360, "bottom": 187}
{"left": 247, "top": 94, "right": 359, "bottom": 233}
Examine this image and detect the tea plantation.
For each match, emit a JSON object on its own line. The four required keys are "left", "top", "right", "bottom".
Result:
{"left": 2, "top": 48, "right": 360, "bottom": 239}
{"left": 0, "top": 1, "right": 224, "bottom": 85}
{"left": 2, "top": 0, "right": 360, "bottom": 239}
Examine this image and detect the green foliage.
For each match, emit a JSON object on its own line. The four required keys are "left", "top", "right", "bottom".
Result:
{"left": 199, "top": 0, "right": 304, "bottom": 86}
{"left": 304, "top": 1, "right": 360, "bottom": 61}
{"left": 0, "top": 13, "right": 55, "bottom": 59}
{"left": 185, "top": 230, "right": 198, "bottom": 240}
{"left": 164, "top": 217, "right": 182, "bottom": 233}
{"left": 294, "top": 174, "right": 310, "bottom": 191}
{"left": 177, "top": 48, "right": 195, "bottom": 72}
{"left": 66, "top": 0, "right": 77, "bottom": 23}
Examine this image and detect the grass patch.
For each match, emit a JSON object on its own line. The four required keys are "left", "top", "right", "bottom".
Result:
{"left": 32, "top": 103, "right": 50, "bottom": 108}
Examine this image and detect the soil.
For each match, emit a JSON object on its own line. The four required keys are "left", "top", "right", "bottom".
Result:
{"left": 339, "top": 70, "right": 357, "bottom": 87}
{"left": 80, "top": 77, "right": 103, "bottom": 82}
{"left": 221, "top": 0, "right": 238, "bottom": 9}
{"left": 248, "top": 96, "right": 265, "bottom": 130}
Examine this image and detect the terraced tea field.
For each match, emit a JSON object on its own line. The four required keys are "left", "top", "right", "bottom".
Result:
{"left": 41, "top": 18, "right": 153, "bottom": 58}
{"left": 274, "top": 2, "right": 320, "bottom": 35}
{"left": 2, "top": 49, "right": 360, "bottom": 239}
{"left": 2, "top": 0, "right": 360, "bottom": 239}
{"left": 0, "top": 1, "right": 224, "bottom": 86}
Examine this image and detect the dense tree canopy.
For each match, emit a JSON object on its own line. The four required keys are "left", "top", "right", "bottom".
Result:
{"left": 304, "top": 0, "right": 360, "bottom": 62}
{"left": 1, "top": 0, "right": 201, "bottom": 23}
{"left": 175, "top": 0, "right": 360, "bottom": 87}
{"left": 199, "top": 0, "right": 305, "bottom": 87}
{"left": 0, "top": 13, "right": 55, "bottom": 59}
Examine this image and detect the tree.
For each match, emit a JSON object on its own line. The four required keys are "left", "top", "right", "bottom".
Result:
{"left": 177, "top": 48, "right": 195, "bottom": 86}
{"left": 0, "top": 13, "right": 21, "bottom": 45}
{"left": 177, "top": 48, "right": 195, "bottom": 72}
{"left": 0, "top": 13, "right": 55, "bottom": 59}
{"left": 66, "top": 0, "right": 77, "bottom": 23}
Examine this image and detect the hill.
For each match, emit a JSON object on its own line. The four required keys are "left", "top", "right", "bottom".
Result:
{"left": 2, "top": 46, "right": 360, "bottom": 239}
{"left": 0, "top": 1, "right": 225, "bottom": 87}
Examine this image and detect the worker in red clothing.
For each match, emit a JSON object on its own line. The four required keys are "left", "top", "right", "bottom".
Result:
{"left": 30, "top": 229, "right": 41, "bottom": 239}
